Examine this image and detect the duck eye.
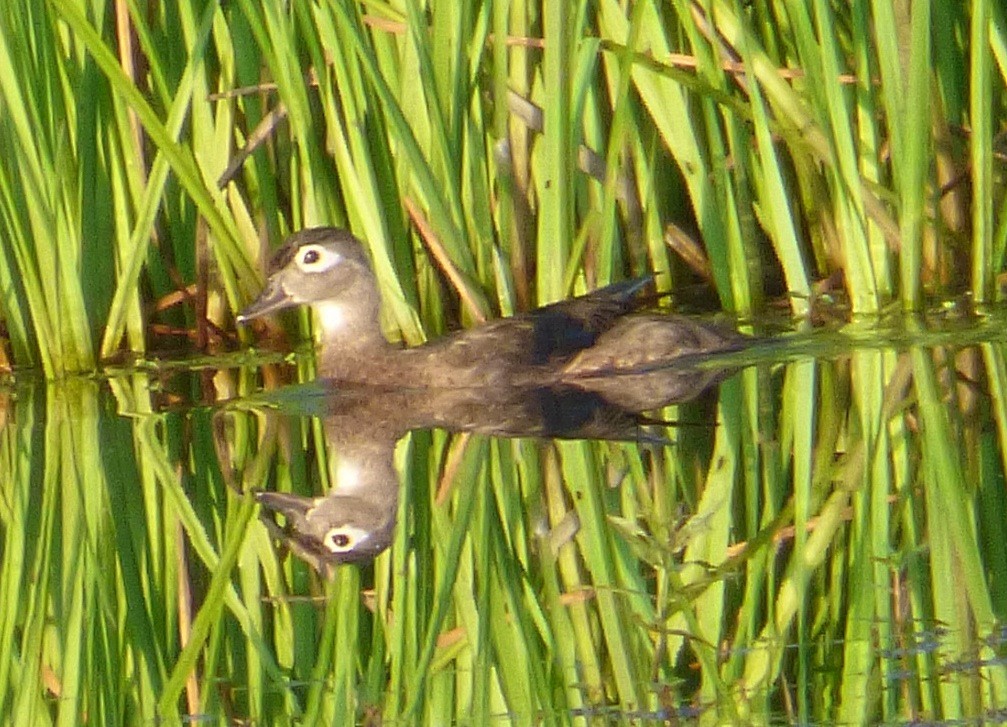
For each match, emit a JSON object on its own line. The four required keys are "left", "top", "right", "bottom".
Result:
{"left": 324, "top": 528, "right": 356, "bottom": 553}
{"left": 296, "top": 244, "right": 338, "bottom": 272}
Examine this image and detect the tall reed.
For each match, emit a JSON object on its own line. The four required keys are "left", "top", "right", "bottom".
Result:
{"left": 2, "top": 1, "right": 1007, "bottom": 724}
{"left": 0, "top": 1, "right": 1001, "bottom": 372}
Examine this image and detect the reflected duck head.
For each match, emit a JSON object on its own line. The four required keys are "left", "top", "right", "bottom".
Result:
{"left": 237, "top": 227, "right": 384, "bottom": 346}
{"left": 255, "top": 489, "right": 396, "bottom": 573}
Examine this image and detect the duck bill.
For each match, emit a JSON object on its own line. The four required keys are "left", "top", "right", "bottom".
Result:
{"left": 255, "top": 490, "right": 313, "bottom": 523}
{"left": 236, "top": 279, "right": 297, "bottom": 323}
{"left": 255, "top": 491, "right": 336, "bottom": 577}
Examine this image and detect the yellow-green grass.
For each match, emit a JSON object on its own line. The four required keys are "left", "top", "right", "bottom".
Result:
{"left": 2, "top": 1, "right": 1007, "bottom": 724}
{"left": 5, "top": 339, "right": 1007, "bottom": 722}
{"left": 0, "top": 1, "right": 1004, "bottom": 374}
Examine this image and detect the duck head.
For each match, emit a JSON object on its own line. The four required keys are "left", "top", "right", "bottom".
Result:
{"left": 237, "top": 227, "right": 385, "bottom": 348}
{"left": 255, "top": 489, "right": 397, "bottom": 575}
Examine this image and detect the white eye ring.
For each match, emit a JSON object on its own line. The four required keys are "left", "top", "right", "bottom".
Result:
{"left": 296, "top": 244, "right": 341, "bottom": 272}
{"left": 323, "top": 526, "right": 368, "bottom": 553}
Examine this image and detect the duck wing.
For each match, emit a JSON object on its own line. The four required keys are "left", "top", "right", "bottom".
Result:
{"left": 393, "top": 276, "right": 656, "bottom": 386}
{"left": 525, "top": 276, "right": 655, "bottom": 363}
{"left": 392, "top": 275, "right": 754, "bottom": 387}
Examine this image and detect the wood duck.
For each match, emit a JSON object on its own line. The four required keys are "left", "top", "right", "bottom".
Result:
{"left": 237, "top": 227, "right": 747, "bottom": 386}
{"left": 250, "top": 373, "right": 731, "bottom": 573}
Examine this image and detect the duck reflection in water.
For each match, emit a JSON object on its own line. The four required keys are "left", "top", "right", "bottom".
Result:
{"left": 249, "top": 376, "right": 731, "bottom": 576}
{"left": 236, "top": 227, "right": 748, "bottom": 574}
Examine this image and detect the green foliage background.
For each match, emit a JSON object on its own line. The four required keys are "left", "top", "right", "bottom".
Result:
{"left": 0, "top": 1, "right": 1004, "bottom": 375}
{"left": 3, "top": 1, "right": 1007, "bottom": 725}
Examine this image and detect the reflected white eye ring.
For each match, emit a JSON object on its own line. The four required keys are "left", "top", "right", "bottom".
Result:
{"left": 296, "top": 244, "right": 342, "bottom": 272}
{"left": 323, "top": 525, "right": 370, "bottom": 553}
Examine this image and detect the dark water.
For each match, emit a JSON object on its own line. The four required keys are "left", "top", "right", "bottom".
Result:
{"left": 5, "top": 332, "right": 1007, "bottom": 724}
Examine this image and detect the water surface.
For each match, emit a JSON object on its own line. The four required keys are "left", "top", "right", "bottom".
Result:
{"left": 5, "top": 326, "right": 1007, "bottom": 725}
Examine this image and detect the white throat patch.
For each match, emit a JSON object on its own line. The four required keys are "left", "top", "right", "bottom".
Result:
{"left": 334, "top": 459, "right": 363, "bottom": 492}
{"left": 315, "top": 301, "right": 348, "bottom": 337}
